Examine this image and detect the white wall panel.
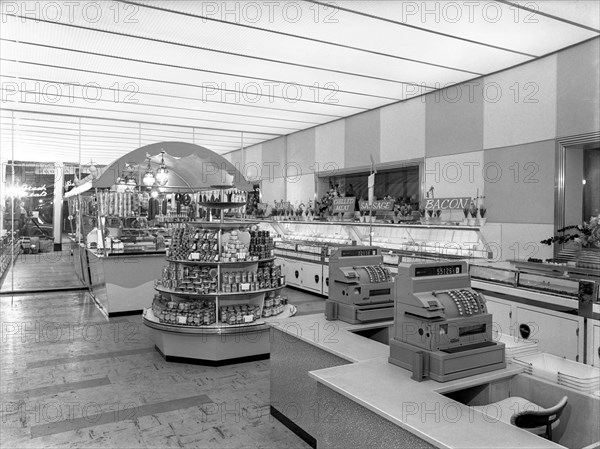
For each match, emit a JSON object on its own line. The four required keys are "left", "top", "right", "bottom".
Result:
{"left": 285, "top": 173, "right": 316, "bottom": 205}
{"left": 380, "top": 100, "right": 425, "bottom": 163}
{"left": 483, "top": 55, "right": 557, "bottom": 149}
{"left": 315, "top": 120, "right": 345, "bottom": 173}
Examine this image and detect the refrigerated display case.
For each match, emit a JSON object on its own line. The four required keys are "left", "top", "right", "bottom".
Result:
{"left": 470, "top": 261, "right": 599, "bottom": 365}
{"left": 258, "top": 220, "right": 492, "bottom": 294}
{"left": 469, "top": 262, "right": 600, "bottom": 303}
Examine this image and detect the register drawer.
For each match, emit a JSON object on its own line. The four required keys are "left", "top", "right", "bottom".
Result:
{"left": 356, "top": 306, "right": 394, "bottom": 323}
{"left": 431, "top": 342, "right": 506, "bottom": 375}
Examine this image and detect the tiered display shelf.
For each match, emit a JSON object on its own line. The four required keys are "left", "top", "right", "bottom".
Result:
{"left": 143, "top": 194, "right": 294, "bottom": 365}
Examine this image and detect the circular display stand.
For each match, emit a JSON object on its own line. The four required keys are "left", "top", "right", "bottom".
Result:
{"left": 143, "top": 305, "right": 296, "bottom": 366}
{"left": 142, "top": 198, "right": 289, "bottom": 365}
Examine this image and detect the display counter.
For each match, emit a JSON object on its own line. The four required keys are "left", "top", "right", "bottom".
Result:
{"left": 256, "top": 220, "right": 492, "bottom": 295}
{"left": 468, "top": 261, "right": 600, "bottom": 365}
{"left": 82, "top": 246, "right": 166, "bottom": 316}
{"left": 269, "top": 314, "right": 600, "bottom": 449}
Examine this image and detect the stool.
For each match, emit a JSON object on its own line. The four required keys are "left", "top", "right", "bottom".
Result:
{"left": 472, "top": 396, "right": 568, "bottom": 441}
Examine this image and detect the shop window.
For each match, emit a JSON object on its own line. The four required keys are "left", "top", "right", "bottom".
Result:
{"left": 319, "top": 164, "right": 421, "bottom": 207}
{"left": 564, "top": 146, "right": 600, "bottom": 228}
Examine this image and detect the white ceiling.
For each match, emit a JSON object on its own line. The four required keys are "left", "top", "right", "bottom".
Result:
{"left": 1, "top": 0, "right": 599, "bottom": 164}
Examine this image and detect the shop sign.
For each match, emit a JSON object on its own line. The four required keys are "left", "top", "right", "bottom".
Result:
{"left": 423, "top": 197, "right": 471, "bottom": 210}
{"left": 23, "top": 184, "right": 48, "bottom": 197}
{"left": 332, "top": 197, "right": 355, "bottom": 213}
{"left": 359, "top": 200, "right": 394, "bottom": 211}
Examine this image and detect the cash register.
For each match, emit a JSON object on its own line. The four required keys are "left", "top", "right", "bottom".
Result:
{"left": 389, "top": 261, "right": 505, "bottom": 382}
{"left": 325, "top": 246, "right": 395, "bottom": 324}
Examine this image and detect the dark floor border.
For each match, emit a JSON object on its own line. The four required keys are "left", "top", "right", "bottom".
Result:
{"left": 154, "top": 345, "right": 270, "bottom": 366}
{"left": 0, "top": 286, "right": 87, "bottom": 295}
{"left": 270, "top": 405, "right": 317, "bottom": 449}
{"left": 285, "top": 284, "right": 327, "bottom": 297}
{"left": 108, "top": 309, "right": 143, "bottom": 317}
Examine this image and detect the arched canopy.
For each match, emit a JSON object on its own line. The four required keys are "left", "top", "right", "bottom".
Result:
{"left": 70, "top": 142, "right": 251, "bottom": 196}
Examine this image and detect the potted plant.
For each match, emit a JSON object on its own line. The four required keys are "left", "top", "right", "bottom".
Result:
{"left": 296, "top": 203, "right": 304, "bottom": 221}
{"left": 541, "top": 215, "right": 599, "bottom": 268}
{"left": 478, "top": 205, "right": 487, "bottom": 226}
{"left": 306, "top": 200, "right": 314, "bottom": 221}
{"left": 462, "top": 206, "right": 470, "bottom": 225}
{"left": 419, "top": 206, "right": 426, "bottom": 225}
{"left": 468, "top": 202, "right": 478, "bottom": 226}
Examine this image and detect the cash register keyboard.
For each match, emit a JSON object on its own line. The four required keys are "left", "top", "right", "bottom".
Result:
{"left": 361, "top": 265, "right": 392, "bottom": 283}
{"left": 447, "top": 289, "right": 481, "bottom": 316}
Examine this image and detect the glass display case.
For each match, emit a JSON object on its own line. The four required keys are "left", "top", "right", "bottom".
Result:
{"left": 517, "top": 271, "right": 581, "bottom": 297}
{"left": 261, "top": 220, "right": 492, "bottom": 261}
{"left": 469, "top": 262, "right": 600, "bottom": 302}
{"left": 469, "top": 264, "right": 518, "bottom": 287}
{"left": 257, "top": 220, "right": 492, "bottom": 295}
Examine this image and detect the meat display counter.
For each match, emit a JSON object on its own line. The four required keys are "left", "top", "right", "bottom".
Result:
{"left": 257, "top": 220, "right": 493, "bottom": 296}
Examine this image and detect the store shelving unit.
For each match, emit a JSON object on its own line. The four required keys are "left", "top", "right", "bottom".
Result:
{"left": 143, "top": 189, "right": 295, "bottom": 365}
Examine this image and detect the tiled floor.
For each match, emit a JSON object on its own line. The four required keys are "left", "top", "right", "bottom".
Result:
{"left": 1, "top": 249, "right": 84, "bottom": 293}
{"left": 1, "top": 283, "right": 325, "bottom": 448}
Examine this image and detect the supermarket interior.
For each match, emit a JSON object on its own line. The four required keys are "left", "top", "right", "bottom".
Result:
{"left": 0, "top": 2, "right": 599, "bottom": 448}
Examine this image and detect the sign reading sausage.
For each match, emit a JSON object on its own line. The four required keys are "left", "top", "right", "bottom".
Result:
{"left": 359, "top": 200, "right": 394, "bottom": 211}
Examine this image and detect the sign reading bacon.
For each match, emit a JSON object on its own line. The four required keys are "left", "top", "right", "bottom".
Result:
{"left": 423, "top": 197, "right": 471, "bottom": 210}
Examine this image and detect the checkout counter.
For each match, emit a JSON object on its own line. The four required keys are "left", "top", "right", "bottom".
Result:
{"left": 268, "top": 259, "right": 599, "bottom": 449}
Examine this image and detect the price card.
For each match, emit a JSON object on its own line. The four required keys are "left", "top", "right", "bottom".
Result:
{"left": 243, "top": 314, "right": 253, "bottom": 323}
{"left": 177, "top": 316, "right": 187, "bottom": 325}
{"left": 240, "top": 283, "right": 250, "bottom": 291}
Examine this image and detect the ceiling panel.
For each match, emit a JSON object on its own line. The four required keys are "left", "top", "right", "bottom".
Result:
{"left": 0, "top": 0, "right": 598, "bottom": 165}
{"left": 134, "top": 0, "right": 533, "bottom": 73}
{"left": 320, "top": 0, "right": 599, "bottom": 55}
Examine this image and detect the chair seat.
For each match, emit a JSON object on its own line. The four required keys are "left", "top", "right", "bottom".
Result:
{"left": 472, "top": 397, "right": 559, "bottom": 436}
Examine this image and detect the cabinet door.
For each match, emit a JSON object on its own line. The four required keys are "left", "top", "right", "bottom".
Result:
{"left": 485, "top": 296, "right": 513, "bottom": 339}
{"left": 299, "top": 261, "right": 323, "bottom": 294}
{"left": 587, "top": 320, "right": 600, "bottom": 367}
{"left": 323, "top": 265, "right": 330, "bottom": 296}
{"left": 516, "top": 305, "right": 583, "bottom": 361}
{"left": 285, "top": 259, "right": 302, "bottom": 288}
